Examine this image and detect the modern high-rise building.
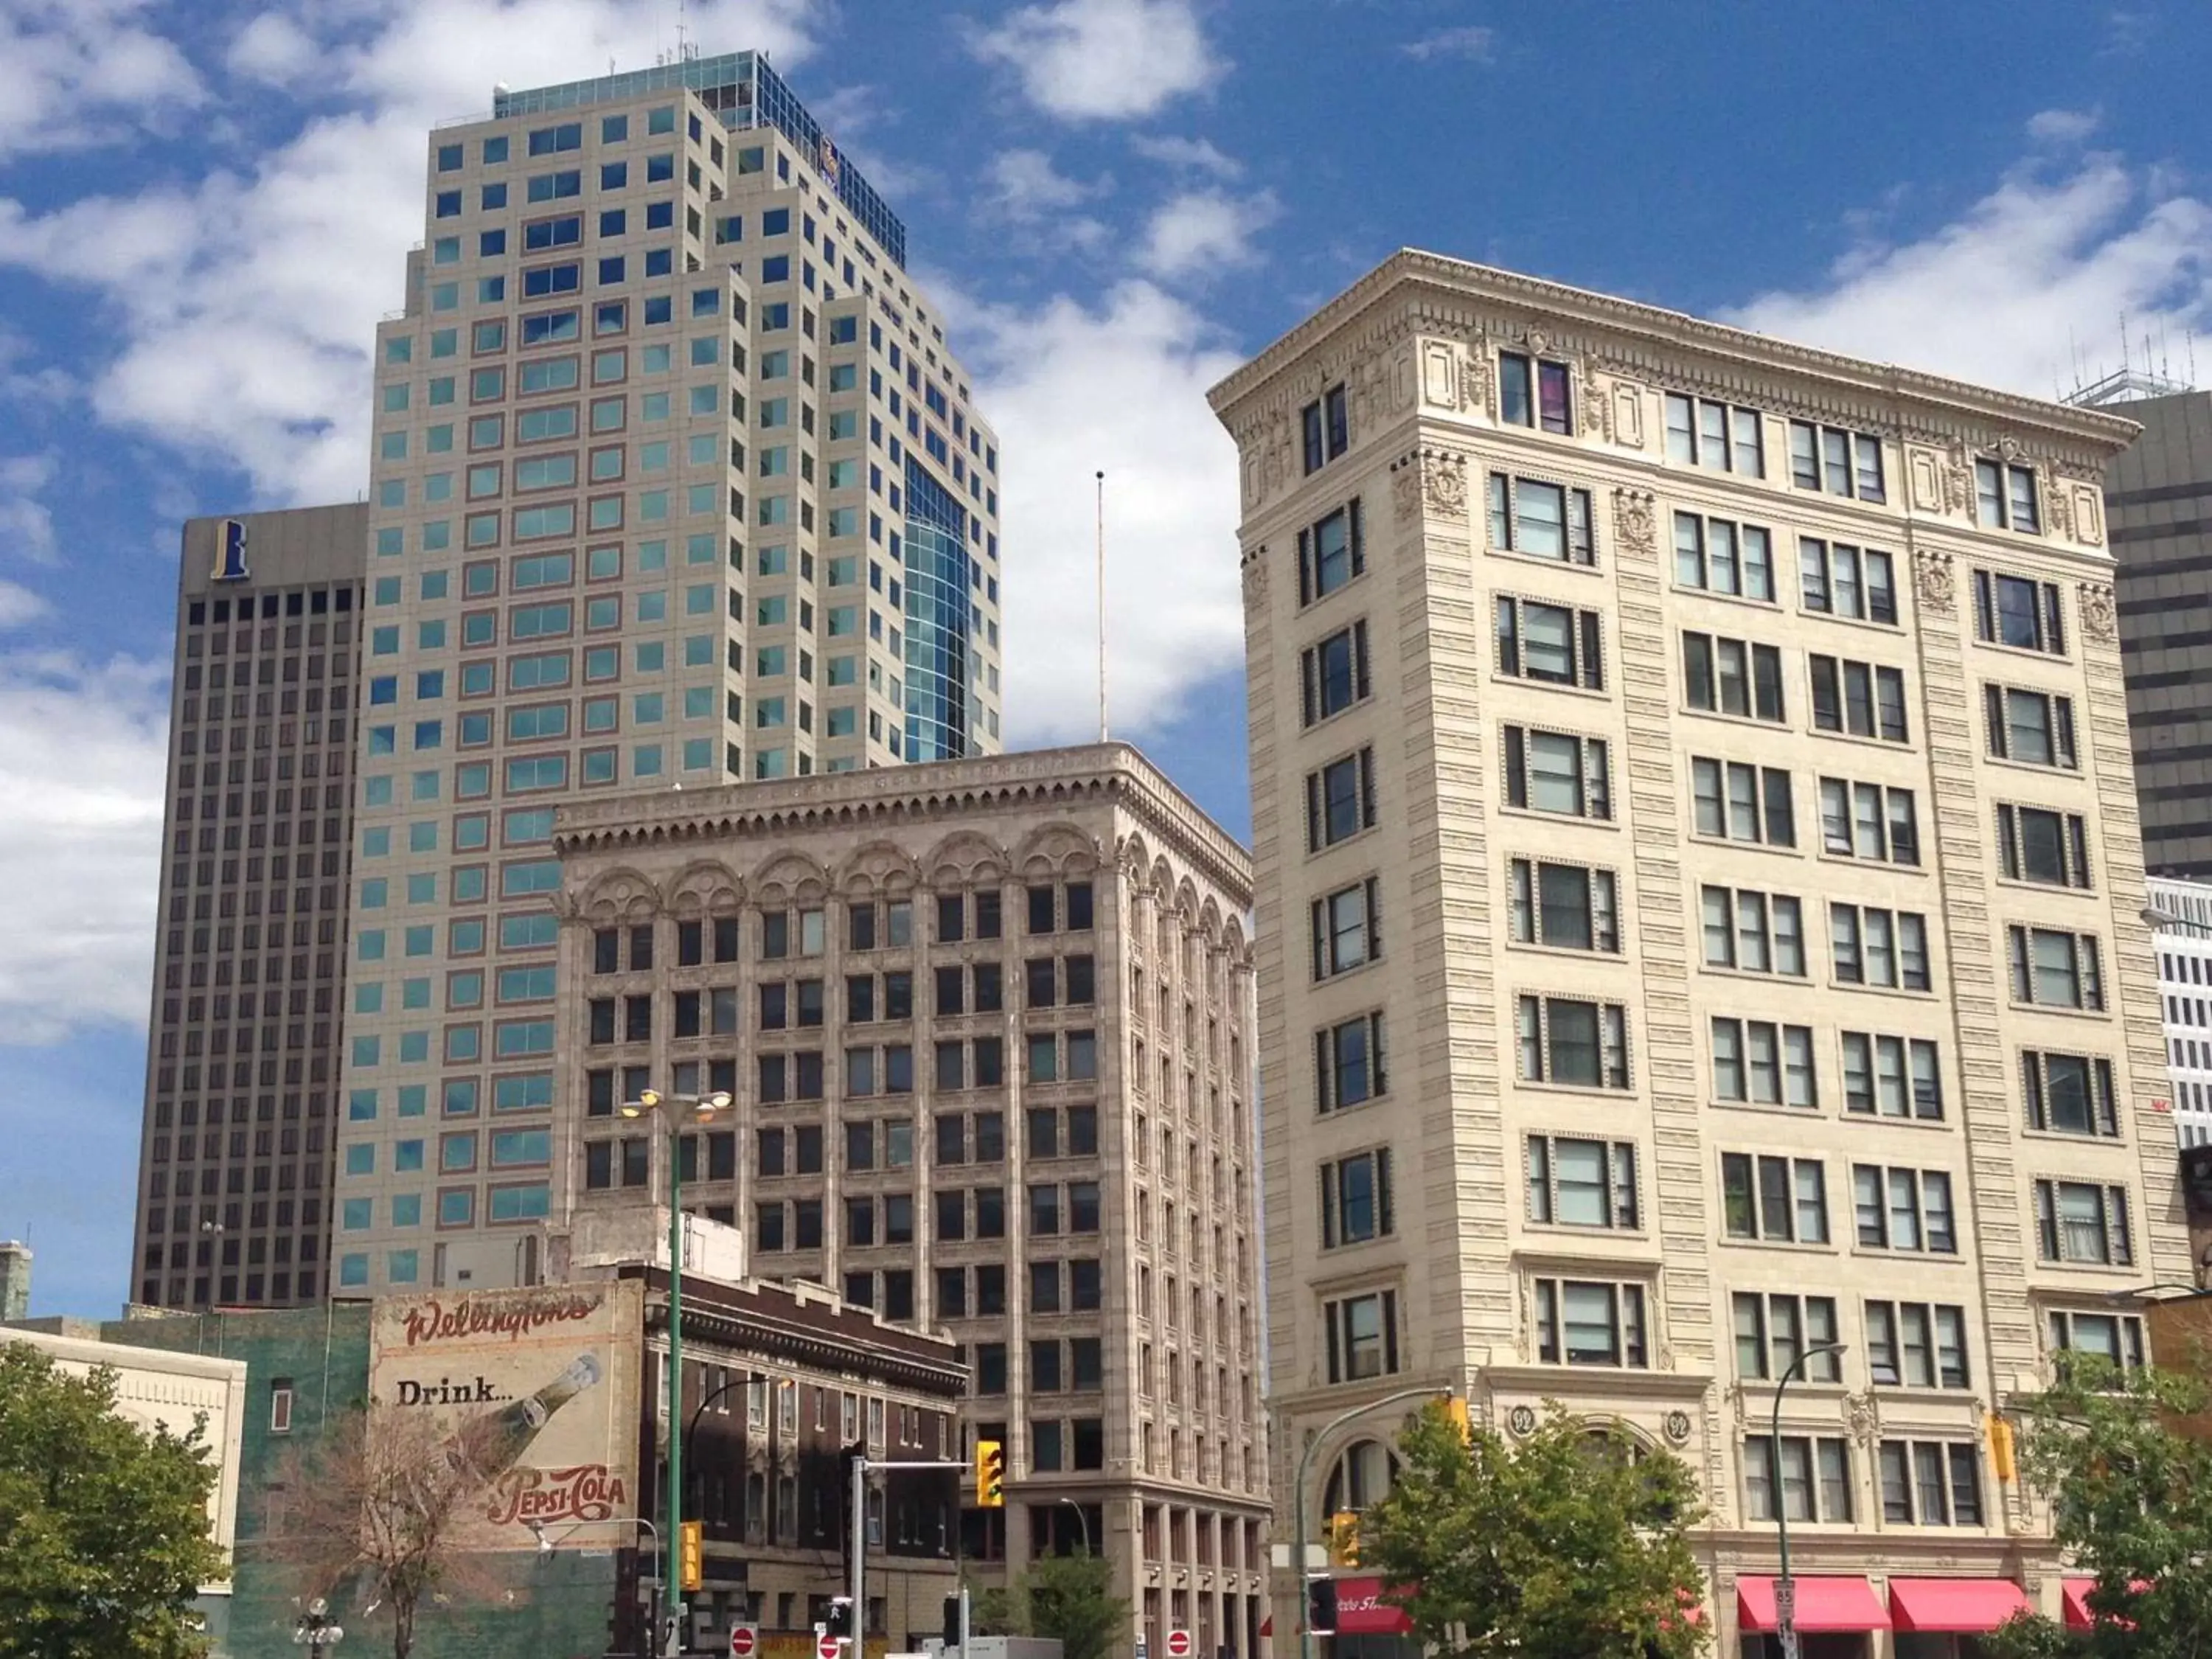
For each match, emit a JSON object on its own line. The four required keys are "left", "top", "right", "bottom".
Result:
{"left": 552, "top": 745, "right": 1269, "bottom": 1656}
{"left": 2144, "top": 874, "right": 2212, "bottom": 1151}
{"left": 334, "top": 52, "right": 1005, "bottom": 1295}
{"left": 1211, "top": 251, "right": 2189, "bottom": 1651}
{"left": 132, "top": 505, "right": 368, "bottom": 1310}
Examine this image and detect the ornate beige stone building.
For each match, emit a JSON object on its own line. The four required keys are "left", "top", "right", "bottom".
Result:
{"left": 1209, "top": 251, "right": 2187, "bottom": 1656}
{"left": 549, "top": 744, "right": 1268, "bottom": 1658}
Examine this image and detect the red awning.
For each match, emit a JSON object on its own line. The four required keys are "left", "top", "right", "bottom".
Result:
{"left": 1257, "top": 1615, "right": 1272, "bottom": 1639}
{"left": 1736, "top": 1577, "right": 1890, "bottom": 1633}
{"left": 1890, "top": 1578, "right": 2032, "bottom": 1632}
{"left": 2062, "top": 1580, "right": 2096, "bottom": 1631}
{"left": 1332, "top": 1577, "right": 1415, "bottom": 1635}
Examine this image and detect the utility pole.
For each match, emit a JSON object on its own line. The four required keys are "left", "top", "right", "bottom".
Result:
{"left": 847, "top": 1452, "right": 973, "bottom": 1659}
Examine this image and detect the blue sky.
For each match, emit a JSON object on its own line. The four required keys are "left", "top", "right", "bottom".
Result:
{"left": 1, "top": 0, "right": 2207, "bottom": 1317}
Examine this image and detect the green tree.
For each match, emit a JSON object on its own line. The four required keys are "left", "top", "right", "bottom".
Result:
{"left": 1981, "top": 1358, "right": 2212, "bottom": 1658}
{"left": 967, "top": 1551, "right": 1130, "bottom": 1659}
{"left": 1354, "top": 1402, "right": 1708, "bottom": 1659}
{"left": 0, "top": 1342, "right": 227, "bottom": 1659}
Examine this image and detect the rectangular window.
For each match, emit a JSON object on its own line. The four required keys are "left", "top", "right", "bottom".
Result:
{"left": 1879, "top": 1441, "right": 1983, "bottom": 1526}
{"left": 2022, "top": 1051, "right": 2119, "bottom": 1137}
{"left": 1509, "top": 858, "right": 1619, "bottom": 953}
{"left": 1665, "top": 394, "right": 1766, "bottom": 476}
{"left": 1306, "top": 746, "right": 1378, "bottom": 850}
{"left": 1498, "top": 352, "right": 1572, "bottom": 434}
{"left": 1310, "top": 877, "right": 1381, "bottom": 979}
{"left": 1818, "top": 776, "right": 1920, "bottom": 865}
{"left": 1318, "top": 1149, "right": 1394, "bottom": 1248}
{"left": 1298, "top": 501, "right": 1365, "bottom": 602}
{"left": 1683, "top": 633, "right": 1785, "bottom": 723}
{"left": 1672, "top": 511, "right": 1774, "bottom": 599}
{"left": 1809, "top": 656, "right": 1908, "bottom": 742}
{"left": 2048, "top": 1310, "right": 2146, "bottom": 1373}
{"left": 1315, "top": 1012, "right": 1387, "bottom": 1113}
{"left": 1301, "top": 384, "right": 1349, "bottom": 474}
{"left": 1973, "top": 570, "right": 2065, "bottom": 655}
{"left": 1710, "top": 1020, "right": 1818, "bottom": 1110}
{"left": 1997, "top": 804, "right": 2093, "bottom": 889}
{"left": 1984, "top": 685, "right": 2077, "bottom": 768}
{"left": 1853, "top": 1164, "right": 1958, "bottom": 1253}
{"left": 1533, "top": 1279, "right": 1646, "bottom": 1368}
{"left": 1744, "top": 1435, "right": 1854, "bottom": 1524}
{"left": 1486, "top": 473, "right": 1593, "bottom": 563}
{"left": 1975, "top": 459, "right": 2041, "bottom": 532}
{"left": 1516, "top": 994, "right": 1630, "bottom": 1090}
{"left": 1830, "top": 904, "right": 1932, "bottom": 991}
{"left": 1496, "top": 595, "right": 1604, "bottom": 689}
{"left": 1699, "top": 885, "right": 1806, "bottom": 976}
{"left": 1503, "top": 726, "right": 1610, "bottom": 819}
{"left": 1798, "top": 540, "right": 1898, "bottom": 624}
{"left": 1720, "top": 1151, "right": 1829, "bottom": 1242}
{"left": 1298, "top": 620, "right": 1371, "bottom": 726}
{"left": 2034, "top": 1179, "right": 2133, "bottom": 1265}
{"left": 1865, "top": 1301, "right": 1971, "bottom": 1388}
{"left": 1842, "top": 1033, "right": 1944, "bottom": 1121}
{"left": 1322, "top": 1288, "right": 1398, "bottom": 1382}
{"left": 1525, "top": 1135, "right": 1638, "bottom": 1229}
{"left": 2007, "top": 926, "right": 2104, "bottom": 1011}
{"left": 1733, "top": 1293, "right": 1842, "bottom": 1382}
{"left": 1691, "top": 757, "right": 1795, "bottom": 847}
{"left": 1788, "top": 420, "right": 1885, "bottom": 501}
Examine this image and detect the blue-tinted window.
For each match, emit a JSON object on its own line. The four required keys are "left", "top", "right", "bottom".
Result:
{"left": 481, "top": 182, "right": 507, "bottom": 209}
{"left": 520, "top": 310, "right": 580, "bottom": 345}
{"left": 644, "top": 248, "right": 672, "bottom": 276}
{"left": 601, "top": 114, "right": 628, "bottom": 143}
{"left": 527, "top": 122, "right": 581, "bottom": 156}
{"left": 647, "top": 153, "right": 675, "bottom": 182}
{"left": 434, "top": 190, "right": 461, "bottom": 218}
{"left": 645, "top": 201, "right": 674, "bottom": 230}
{"left": 692, "top": 288, "right": 720, "bottom": 317}
{"left": 526, "top": 170, "right": 580, "bottom": 202}
{"left": 524, "top": 215, "right": 582, "bottom": 250}
{"left": 482, "top": 135, "right": 509, "bottom": 164}
{"left": 437, "top": 143, "right": 463, "bottom": 172}
{"left": 599, "top": 257, "right": 625, "bottom": 285}
{"left": 523, "top": 262, "right": 580, "bottom": 296}
{"left": 644, "top": 296, "right": 672, "bottom": 324}
{"left": 762, "top": 207, "right": 790, "bottom": 235}
{"left": 596, "top": 301, "right": 626, "bottom": 333}
{"left": 601, "top": 161, "right": 628, "bottom": 189}
{"left": 479, "top": 229, "right": 507, "bottom": 257}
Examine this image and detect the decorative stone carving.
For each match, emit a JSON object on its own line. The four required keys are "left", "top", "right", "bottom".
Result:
{"left": 1240, "top": 546, "right": 1267, "bottom": 607}
{"left": 1662, "top": 1410, "right": 1692, "bottom": 1446}
{"left": 1997, "top": 432, "right": 2025, "bottom": 461}
{"left": 2080, "top": 580, "right": 2118, "bottom": 643}
{"left": 1844, "top": 1391, "right": 1879, "bottom": 1447}
{"left": 1578, "top": 368, "right": 1610, "bottom": 442}
{"left": 1913, "top": 547, "right": 1955, "bottom": 615}
{"left": 1506, "top": 1404, "right": 1537, "bottom": 1437}
{"left": 1391, "top": 462, "right": 1421, "bottom": 526}
{"left": 1524, "top": 327, "right": 1551, "bottom": 355}
{"left": 1611, "top": 487, "right": 1657, "bottom": 560}
{"left": 1423, "top": 448, "right": 1467, "bottom": 517}
{"left": 1461, "top": 350, "right": 1494, "bottom": 420}
{"left": 1942, "top": 439, "right": 1973, "bottom": 515}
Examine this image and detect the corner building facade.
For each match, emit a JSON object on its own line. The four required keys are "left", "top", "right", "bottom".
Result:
{"left": 338, "top": 52, "right": 1004, "bottom": 1296}
{"left": 551, "top": 746, "right": 1270, "bottom": 1659}
{"left": 1210, "top": 253, "right": 2189, "bottom": 1654}
{"left": 133, "top": 505, "right": 368, "bottom": 1310}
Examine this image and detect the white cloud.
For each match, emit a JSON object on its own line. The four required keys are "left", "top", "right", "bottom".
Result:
{"left": 987, "top": 148, "right": 1107, "bottom": 219}
{"left": 970, "top": 0, "right": 1223, "bottom": 121}
{"left": 225, "top": 11, "right": 321, "bottom": 87}
{"left": 0, "top": 453, "right": 57, "bottom": 564}
{"left": 0, "top": 0, "right": 819, "bottom": 507}
{"left": 1726, "top": 153, "right": 2212, "bottom": 399}
{"left": 0, "top": 578, "right": 46, "bottom": 628}
{"left": 0, "top": 0, "right": 208, "bottom": 159}
{"left": 0, "top": 647, "right": 170, "bottom": 1043}
{"left": 1128, "top": 133, "right": 1241, "bottom": 178}
{"left": 1400, "top": 25, "right": 1494, "bottom": 61}
{"left": 2028, "top": 108, "right": 2100, "bottom": 145}
{"left": 1136, "top": 187, "right": 1279, "bottom": 281}
{"left": 939, "top": 279, "right": 1245, "bottom": 740}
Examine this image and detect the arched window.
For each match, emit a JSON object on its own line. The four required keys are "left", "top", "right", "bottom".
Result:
{"left": 1324, "top": 1437, "right": 1399, "bottom": 1514}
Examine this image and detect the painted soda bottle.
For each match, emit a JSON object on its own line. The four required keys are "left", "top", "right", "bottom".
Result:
{"left": 446, "top": 1353, "right": 602, "bottom": 1482}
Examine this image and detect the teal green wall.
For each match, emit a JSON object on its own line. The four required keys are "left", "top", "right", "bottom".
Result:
{"left": 99, "top": 1307, "right": 625, "bottom": 1659}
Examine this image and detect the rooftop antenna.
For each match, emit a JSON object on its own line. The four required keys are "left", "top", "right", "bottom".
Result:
{"left": 1096, "top": 469, "right": 1109, "bottom": 744}
{"left": 2121, "top": 311, "right": 2132, "bottom": 378}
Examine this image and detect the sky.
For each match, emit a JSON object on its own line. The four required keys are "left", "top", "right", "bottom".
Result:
{"left": 2, "top": 0, "right": 2210, "bottom": 1317}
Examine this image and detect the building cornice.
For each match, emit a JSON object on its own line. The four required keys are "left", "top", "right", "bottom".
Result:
{"left": 1207, "top": 248, "right": 2142, "bottom": 458}
{"left": 554, "top": 741, "right": 1253, "bottom": 908}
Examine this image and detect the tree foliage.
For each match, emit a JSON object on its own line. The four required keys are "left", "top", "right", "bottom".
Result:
{"left": 967, "top": 1551, "right": 1130, "bottom": 1659}
{"left": 0, "top": 1342, "right": 229, "bottom": 1659}
{"left": 267, "top": 1405, "right": 502, "bottom": 1659}
{"left": 1354, "top": 1402, "right": 1708, "bottom": 1659}
{"left": 1982, "top": 1358, "right": 2212, "bottom": 1658}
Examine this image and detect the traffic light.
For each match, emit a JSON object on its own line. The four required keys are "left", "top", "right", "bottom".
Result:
{"left": 1306, "top": 1578, "right": 1338, "bottom": 1636}
{"left": 975, "top": 1438, "right": 1006, "bottom": 1508}
{"left": 1987, "top": 1411, "right": 2018, "bottom": 1483}
{"left": 825, "top": 1598, "right": 855, "bottom": 1638}
{"left": 942, "top": 1593, "right": 961, "bottom": 1646}
{"left": 678, "top": 1520, "right": 703, "bottom": 1592}
{"left": 1443, "top": 1395, "right": 1472, "bottom": 1442}
{"left": 1325, "top": 1511, "right": 1360, "bottom": 1568}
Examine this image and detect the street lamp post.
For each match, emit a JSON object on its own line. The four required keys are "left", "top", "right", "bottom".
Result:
{"left": 1290, "top": 1386, "right": 1444, "bottom": 1659}
{"left": 2144, "top": 904, "right": 2212, "bottom": 936}
{"left": 292, "top": 1598, "right": 345, "bottom": 1659}
{"left": 531, "top": 1515, "right": 665, "bottom": 1652}
{"left": 1770, "top": 1343, "right": 1848, "bottom": 1659}
{"left": 1058, "top": 1496, "right": 1093, "bottom": 1556}
{"left": 621, "top": 1086, "right": 734, "bottom": 1659}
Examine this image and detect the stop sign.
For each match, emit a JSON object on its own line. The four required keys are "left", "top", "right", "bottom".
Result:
{"left": 1166, "top": 1632, "right": 1192, "bottom": 1659}
{"left": 818, "top": 1635, "right": 841, "bottom": 1659}
{"left": 730, "top": 1629, "right": 757, "bottom": 1659}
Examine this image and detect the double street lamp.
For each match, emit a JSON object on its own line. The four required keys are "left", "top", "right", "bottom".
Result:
{"left": 621, "top": 1086, "right": 733, "bottom": 1659}
{"left": 1770, "top": 1342, "right": 1849, "bottom": 1659}
{"left": 291, "top": 1598, "right": 344, "bottom": 1659}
